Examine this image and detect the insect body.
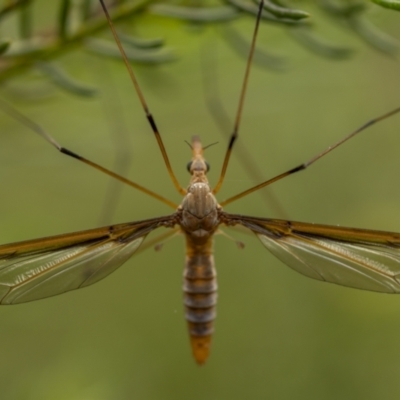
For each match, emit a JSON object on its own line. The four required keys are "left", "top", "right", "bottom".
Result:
{"left": 1, "top": 0, "right": 400, "bottom": 365}
{"left": 180, "top": 137, "right": 220, "bottom": 363}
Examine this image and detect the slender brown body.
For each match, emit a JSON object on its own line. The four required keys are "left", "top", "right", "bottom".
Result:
{"left": 177, "top": 136, "right": 221, "bottom": 364}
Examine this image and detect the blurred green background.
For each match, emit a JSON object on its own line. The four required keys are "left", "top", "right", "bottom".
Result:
{"left": 0, "top": 2, "right": 400, "bottom": 399}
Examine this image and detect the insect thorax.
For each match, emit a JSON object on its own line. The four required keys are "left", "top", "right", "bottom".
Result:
{"left": 179, "top": 182, "right": 220, "bottom": 239}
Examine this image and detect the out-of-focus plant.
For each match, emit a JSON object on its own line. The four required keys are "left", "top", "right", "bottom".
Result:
{"left": 0, "top": 0, "right": 398, "bottom": 97}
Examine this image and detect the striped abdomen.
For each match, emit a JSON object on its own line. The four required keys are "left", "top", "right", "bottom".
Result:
{"left": 183, "top": 238, "right": 217, "bottom": 365}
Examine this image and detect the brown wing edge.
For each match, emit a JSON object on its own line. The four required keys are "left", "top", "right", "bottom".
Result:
{"left": 221, "top": 212, "right": 400, "bottom": 247}
{"left": 0, "top": 214, "right": 177, "bottom": 259}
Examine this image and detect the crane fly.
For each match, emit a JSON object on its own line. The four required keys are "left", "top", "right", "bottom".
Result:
{"left": 1, "top": 0, "right": 400, "bottom": 365}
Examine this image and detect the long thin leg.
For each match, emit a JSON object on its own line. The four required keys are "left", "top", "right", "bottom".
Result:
{"left": 0, "top": 99, "right": 178, "bottom": 209}
{"left": 99, "top": 0, "right": 186, "bottom": 195}
{"left": 201, "top": 29, "right": 288, "bottom": 218}
{"left": 212, "top": 0, "right": 265, "bottom": 194}
{"left": 220, "top": 106, "right": 400, "bottom": 207}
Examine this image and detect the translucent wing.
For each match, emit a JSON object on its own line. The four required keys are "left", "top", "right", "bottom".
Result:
{"left": 0, "top": 216, "right": 174, "bottom": 304}
{"left": 224, "top": 213, "right": 400, "bottom": 293}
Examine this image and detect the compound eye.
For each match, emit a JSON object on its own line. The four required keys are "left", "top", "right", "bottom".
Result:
{"left": 205, "top": 161, "right": 210, "bottom": 172}
{"left": 186, "top": 161, "right": 193, "bottom": 173}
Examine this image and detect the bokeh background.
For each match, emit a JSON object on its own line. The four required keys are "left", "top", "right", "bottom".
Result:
{"left": 0, "top": 2, "right": 400, "bottom": 399}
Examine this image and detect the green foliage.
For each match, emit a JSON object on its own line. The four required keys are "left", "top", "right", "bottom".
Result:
{"left": 372, "top": 0, "right": 400, "bottom": 10}
{"left": 0, "top": 0, "right": 399, "bottom": 97}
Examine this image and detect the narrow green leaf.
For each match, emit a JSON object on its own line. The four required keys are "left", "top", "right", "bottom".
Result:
{"left": 149, "top": 4, "right": 239, "bottom": 22}
{"left": 18, "top": 2, "right": 32, "bottom": 39}
{"left": 371, "top": 0, "right": 400, "bottom": 10}
{"left": 85, "top": 38, "right": 177, "bottom": 64}
{"left": 59, "top": 0, "right": 71, "bottom": 40}
{"left": 117, "top": 31, "right": 164, "bottom": 49}
{"left": 36, "top": 62, "right": 98, "bottom": 97}
{"left": 319, "top": 0, "right": 365, "bottom": 16}
{"left": 227, "top": 0, "right": 308, "bottom": 25}
{"left": 288, "top": 27, "right": 354, "bottom": 59}
{"left": 348, "top": 16, "right": 399, "bottom": 55}
{"left": 257, "top": 0, "right": 309, "bottom": 20}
